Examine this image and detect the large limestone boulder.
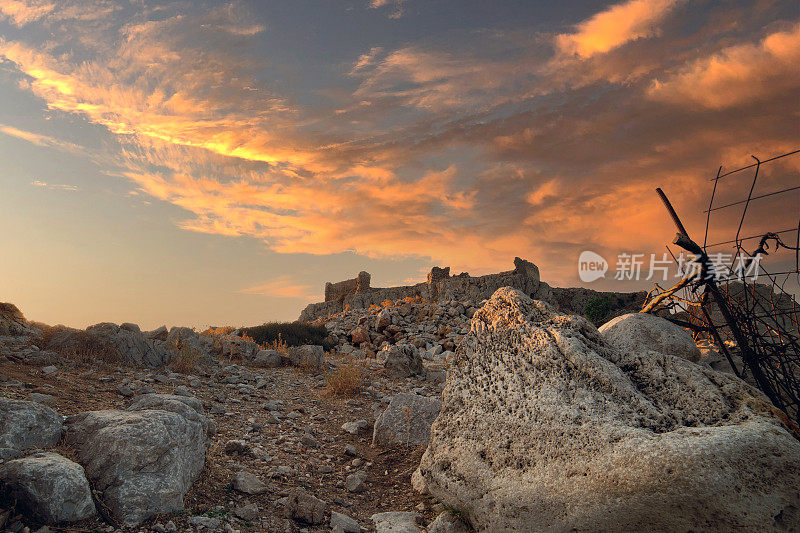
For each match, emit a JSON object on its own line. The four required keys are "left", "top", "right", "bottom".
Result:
{"left": 64, "top": 394, "right": 213, "bottom": 526}
{"left": 0, "top": 452, "right": 96, "bottom": 524}
{"left": 378, "top": 344, "right": 424, "bottom": 379}
{"left": 599, "top": 312, "right": 701, "bottom": 362}
{"left": 416, "top": 287, "right": 800, "bottom": 532}
{"left": 46, "top": 322, "right": 172, "bottom": 368}
{"left": 373, "top": 393, "right": 441, "bottom": 447}
{"left": 0, "top": 398, "right": 63, "bottom": 454}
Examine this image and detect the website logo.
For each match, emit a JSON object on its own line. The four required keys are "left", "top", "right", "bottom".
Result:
{"left": 578, "top": 250, "right": 608, "bottom": 282}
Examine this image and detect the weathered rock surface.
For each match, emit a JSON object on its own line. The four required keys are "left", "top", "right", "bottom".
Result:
{"left": 232, "top": 471, "right": 267, "bottom": 494}
{"left": 255, "top": 349, "right": 282, "bottom": 368}
{"left": 0, "top": 452, "right": 96, "bottom": 524}
{"left": 331, "top": 511, "right": 361, "bottom": 532}
{"left": 64, "top": 395, "right": 212, "bottom": 526}
{"left": 46, "top": 322, "right": 172, "bottom": 368}
{"left": 284, "top": 487, "right": 327, "bottom": 524}
{"left": 427, "top": 512, "right": 470, "bottom": 533}
{"left": 373, "top": 393, "right": 441, "bottom": 447}
{"left": 416, "top": 287, "right": 800, "bottom": 532}
{"left": 599, "top": 312, "right": 701, "bottom": 362}
{"left": 378, "top": 344, "right": 423, "bottom": 379}
{"left": 370, "top": 511, "right": 421, "bottom": 533}
{"left": 0, "top": 303, "right": 34, "bottom": 336}
{"left": 0, "top": 398, "right": 62, "bottom": 453}
{"left": 285, "top": 344, "right": 324, "bottom": 369}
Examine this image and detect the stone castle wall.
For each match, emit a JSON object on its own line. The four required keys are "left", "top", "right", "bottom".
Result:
{"left": 300, "top": 257, "right": 549, "bottom": 321}
{"left": 324, "top": 271, "right": 371, "bottom": 303}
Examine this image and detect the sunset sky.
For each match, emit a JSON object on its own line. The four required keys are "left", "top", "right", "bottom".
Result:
{"left": 0, "top": 0, "right": 798, "bottom": 330}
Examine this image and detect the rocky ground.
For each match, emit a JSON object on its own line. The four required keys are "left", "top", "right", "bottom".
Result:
{"left": 1, "top": 276, "right": 798, "bottom": 532}
{"left": 0, "top": 352, "right": 446, "bottom": 532}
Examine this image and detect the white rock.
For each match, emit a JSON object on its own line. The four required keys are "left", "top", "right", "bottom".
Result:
{"left": 0, "top": 398, "right": 62, "bottom": 453}
{"left": 372, "top": 393, "right": 441, "bottom": 447}
{"left": 65, "top": 395, "right": 212, "bottom": 526}
{"left": 0, "top": 452, "right": 96, "bottom": 524}
{"left": 416, "top": 287, "right": 800, "bottom": 532}
{"left": 599, "top": 312, "right": 701, "bottom": 362}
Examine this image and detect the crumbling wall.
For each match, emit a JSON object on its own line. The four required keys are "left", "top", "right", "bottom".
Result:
{"left": 324, "top": 271, "right": 371, "bottom": 303}
{"left": 300, "top": 257, "right": 549, "bottom": 321}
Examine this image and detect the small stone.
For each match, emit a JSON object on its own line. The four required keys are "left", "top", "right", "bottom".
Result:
{"left": 284, "top": 487, "right": 327, "bottom": 525}
{"left": 345, "top": 471, "right": 367, "bottom": 493}
{"left": 371, "top": 512, "right": 422, "bottom": 533}
{"left": 225, "top": 440, "right": 253, "bottom": 456}
{"left": 341, "top": 420, "right": 370, "bottom": 435}
{"left": 188, "top": 516, "right": 223, "bottom": 530}
{"left": 232, "top": 471, "right": 267, "bottom": 495}
{"left": 344, "top": 444, "right": 357, "bottom": 457}
{"left": 301, "top": 433, "right": 320, "bottom": 448}
{"left": 330, "top": 511, "right": 361, "bottom": 533}
{"left": 41, "top": 366, "right": 58, "bottom": 375}
{"left": 233, "top": 501, "right": 259, "bottom": 521}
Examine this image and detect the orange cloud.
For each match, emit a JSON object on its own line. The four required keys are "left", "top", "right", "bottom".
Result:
{"left": 648, "top": 22, "right": 800, "bottom": 108}
{"left": 1, "top": 0, "right": 795, "bottom": 291}
{"left": 0, "top": 0, "right": 53, "bottom": 26}
{"left": 556, "top": 0, "right": 681, "bottom": 58}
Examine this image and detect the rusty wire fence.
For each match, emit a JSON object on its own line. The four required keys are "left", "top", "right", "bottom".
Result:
{"left": 643, "top": 149, "right": 800, "bottom": 429}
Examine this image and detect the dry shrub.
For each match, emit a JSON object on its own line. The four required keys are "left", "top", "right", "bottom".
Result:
{"left": 201, "top": 326, "right": 235, "bottom": 337}
{"left": 169, "top": 343, "right": 202, "bottom": 374}
{"left": 60, "top": 331, "right": 120, "bottom": 366}
{"left": 324, "top": 363, "right": 363, "bottom": 397}
{"left": 381, "top": 299, "right": 394, "bottom": 307}
{"left": 296, "top": 355, "right": 321, "bottom": 374}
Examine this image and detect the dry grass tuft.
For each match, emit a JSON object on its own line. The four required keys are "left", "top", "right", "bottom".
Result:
{"left": 323, "top": 363, "right": 363, "bottom": 397}
{"left": 169, "top": 342, "right": 203, "bottom": 374}
{"left": 296, "top": 355, "right": 321, "bottom": 374}
{"left": 59, "top": 331, "right": 120, "bottom": 366}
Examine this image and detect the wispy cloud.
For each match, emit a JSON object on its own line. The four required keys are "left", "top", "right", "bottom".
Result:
{"left": 240, "top": 276, "right": 317, "bottom": 300}
{"left": 556, "top": 0, "right": 681, "bottom": 58}
{"left": 0, "top": 124, "right": 84, "bottom": 154}
{"left": 0, "top": 0, "right": 53, "bottom": 26}
{"left": 30, "top": 179, "right": 78, "bottom": 191}
{"left": 0, "top": 0, "right": 796, "bottom": 286}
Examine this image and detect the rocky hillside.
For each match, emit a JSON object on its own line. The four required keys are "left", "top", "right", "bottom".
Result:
{"left": 1, "top": 259, "right": 798, "bottom": 532}
{"left": 299, "top": 257, "right": 645, "bottom": 323}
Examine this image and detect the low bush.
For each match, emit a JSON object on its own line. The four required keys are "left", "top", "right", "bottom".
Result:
{"left": 583, "top": 296, "right": 612, "bottom": 326}
{"left": 323, "top": 363, "right": 363, "bottom": 397}
{"left": 239, "top": 322, "right": 332, "bottom": 350}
